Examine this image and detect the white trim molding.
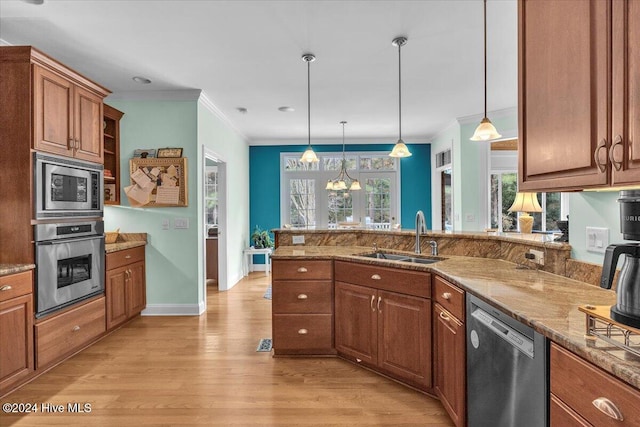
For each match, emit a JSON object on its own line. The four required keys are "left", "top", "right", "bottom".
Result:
{"left": 199, "top": 92, "right": 249, "bottom": 143}
{"left": 106, "top": 89, "right": 202, "bottom": 102}
{"left": 141, "top": 302, "right": 205, "bottom": 316}
{"left": 456, "top": 106, "right": 518, "bottom": 125}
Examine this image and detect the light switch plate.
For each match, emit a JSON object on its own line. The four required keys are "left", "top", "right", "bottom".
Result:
{"left": 586, "top": 227, "right": 609, "bottom": 253}
{"left": 292, "top": 235, "right": 305, "bottom": 244}
{"left": 174, "top": 218, "right": 189, "bottom": 229}
{"left": 161, "top": 219, "right": 170, "bottom": 230}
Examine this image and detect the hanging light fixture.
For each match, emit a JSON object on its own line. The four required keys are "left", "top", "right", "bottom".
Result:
{"left": 470, "top": 0, "right": 502, "bottom": 141}
{"left": 326, "top": 121, "right": 361, "bottom": 191}
{"left": 300, "top": 53, "right": 319, "bottom": 163}
{"left": 389, "top": 36, "right": 412, "bottom": 158}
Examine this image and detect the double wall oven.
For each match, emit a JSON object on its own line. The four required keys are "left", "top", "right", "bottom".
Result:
{"left": 33, "top": 152, "right": 105, "bottom": 318}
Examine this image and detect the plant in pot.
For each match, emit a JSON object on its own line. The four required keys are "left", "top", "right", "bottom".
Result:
{"left": 251, "top": 226, "right": 273, "bottom": 249}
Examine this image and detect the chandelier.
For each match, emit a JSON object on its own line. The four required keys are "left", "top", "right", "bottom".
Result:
{"left": 326, "top": 121, "right": 361, "bottom": 191}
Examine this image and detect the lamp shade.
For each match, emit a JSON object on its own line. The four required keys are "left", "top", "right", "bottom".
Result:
{"left": 470, "top": 117, "right": 502, "bottom": 141}
{"left": 389, "top": 140, "right": 412, "bottom": 158}
{"left": 350, "top": 180, "right": 361, "bottom": 191}
{"left": 508, "top": 192, "right": 542, "bottom": 213}
{"left": 300, "top": 146, "right": 319, "bottom": 163}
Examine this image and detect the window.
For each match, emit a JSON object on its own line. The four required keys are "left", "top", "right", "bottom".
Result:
{"left": 205, "top": 166, "right": 219, "bottom": 228}
{"left": 281, "top": 152, "right": 399, "bottom": 229}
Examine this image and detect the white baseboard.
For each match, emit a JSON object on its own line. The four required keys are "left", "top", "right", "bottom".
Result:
{"left": 141, "top": 303, "right": 204, "bottom": 316}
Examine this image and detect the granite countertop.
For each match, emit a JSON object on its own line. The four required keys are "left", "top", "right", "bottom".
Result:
{"left": 104, "top": 232, "right": 148, "bottom": 254}
{"left": 273, "top": 245, "right": 640, "bottom": 390}
{"left": 0, "top": 264, "right": 35, "bottom": 277}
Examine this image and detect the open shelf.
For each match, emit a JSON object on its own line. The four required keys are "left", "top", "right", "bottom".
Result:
{"left": 103, "top": 104, "right": 124, "bottom": 206}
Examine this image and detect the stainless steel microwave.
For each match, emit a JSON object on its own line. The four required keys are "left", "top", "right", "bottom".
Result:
{"left": 34, "top": 152, "right": 103, "bottom": 219}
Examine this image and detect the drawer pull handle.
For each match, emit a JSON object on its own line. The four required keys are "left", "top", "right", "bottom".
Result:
{"left": 442, "top": 292, "right": 452, "bottom": 300}
{"left": 0, "top": 285, "right": 12, "bottom": 291}
{"left": 609, "top": 135, "right": 623, "bottom": 172}
{"left": 439, "top": 311, "right": 451, "bottom": 322}
{"left": 370, "top": 295, "right": 376, "bottom": 311}
{"left": 377, "top": 296, "right": 382, "bottom": 312}
{"left": 356, "top": 358, "right": 362, "bottom": 363}
{"left": 371, "top": 274, "right": 381, "bottom": 280}
{"left": 592, "top": 397, "right": 624, "bottom": 421}
{"left": 594, "top": 138, "right": 608, "bottom": 173}
{"left": 72, "top": 325, "right": 81, "bottom": 332}
{"left": 297, "top": 328, "right": 308, "bottom": 335}
{"left": 125, "top": 255, "right": 132, "bottom": 259}
{"left": 297, "top": 267, "right": 308, "bottom": 273}
{"left": 297, "top": 294, "right": 308, "bottom": 300}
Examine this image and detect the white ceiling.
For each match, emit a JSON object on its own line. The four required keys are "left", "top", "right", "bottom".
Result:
{"left": 0, "top": 0, "right": 518, "bottom": 144}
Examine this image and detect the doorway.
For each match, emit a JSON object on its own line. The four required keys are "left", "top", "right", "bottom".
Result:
{"left": 441, "top": 169, "right": 452, "bottom": 231}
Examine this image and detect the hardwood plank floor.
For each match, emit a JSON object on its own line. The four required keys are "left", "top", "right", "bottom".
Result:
{"left": 1, "top": 273, "right": 453, "bottom": 426}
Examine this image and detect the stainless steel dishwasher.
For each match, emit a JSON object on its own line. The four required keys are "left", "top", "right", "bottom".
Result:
{"left": 466, "top": 294, "right": 548, "bottom": 427}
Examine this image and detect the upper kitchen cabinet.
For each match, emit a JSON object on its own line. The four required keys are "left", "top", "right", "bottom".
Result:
{"left": 610, "top": 0, "right": 640, "bottom": 185}
{"left": 1, "top": 46, "right": 110, "bottom": 163}
{"left": 518, "top": 0, "right": 610, "bottom": 191}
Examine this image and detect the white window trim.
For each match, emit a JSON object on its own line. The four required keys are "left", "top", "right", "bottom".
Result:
{"left": 280, "top": 151, "right": 401, "bottom": 229}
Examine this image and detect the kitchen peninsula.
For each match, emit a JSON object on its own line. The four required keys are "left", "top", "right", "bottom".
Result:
{"left": 271, "top": 229, "right": 640, "bottom": 426}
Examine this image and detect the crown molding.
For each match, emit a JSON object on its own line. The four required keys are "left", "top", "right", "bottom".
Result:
{"left": 198, "top": 92, "right": 249, "bottom": 143}
{"left": 456, "top": 106, "right": 518, "bottom": 125}
{"left": 0, "top": 38, "right": 12, "bottom": 46}
{"left": 249, "top": 136, "right": 430, "bottom": 147}
{"left": 106, "top": 89, "right": 202, "bottom": 101}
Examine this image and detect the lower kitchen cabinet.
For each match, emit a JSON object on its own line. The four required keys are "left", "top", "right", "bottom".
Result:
{"left": 35, "top": 296, "right": 106, "bottom": 369}
{"left": 550, "top": 343, "right": 640, "bottom": 426}
{"left": 433, "top": 276, "right": 466, "bottom": 427}
{"left": 334, "top": 261, "right": 432, "bottom": 391}
{"left": 0, "top": 270, "right": 34, "bottom": 395}
{"left": 105, "top": 246, "right": 146, "bottom": 330}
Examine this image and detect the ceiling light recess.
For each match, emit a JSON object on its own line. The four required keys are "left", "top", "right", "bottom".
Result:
{"left": 470, "top": 0, "right": 501, "bottom": 142}
{"left": 389, "top": 36, "right": 412, "bottom": 158}
{"left": 278, "top": 106, "right": 295, "bottom": 113}
{"left": 326, "top": 121, "right": 361, "bottom": 191}
{"left": 300, "top": 54, "right": 319, "bottom": 163}
{"left": 132, "top": 76, "right": 152, "bottom": 84}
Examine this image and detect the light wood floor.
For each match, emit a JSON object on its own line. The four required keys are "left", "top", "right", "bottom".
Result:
{"left": 1, "top": 273, "right": 453, "bottom": 426}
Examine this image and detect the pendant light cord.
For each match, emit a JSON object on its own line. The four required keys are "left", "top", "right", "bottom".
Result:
{"left": 398, "top": 42, "right": 402, "bottom": 141}
{"left": 483, "top": 0, "right": 487, "bottom": 118}
{"left": 307, "top": 59, "right": 311, "bottom": 148}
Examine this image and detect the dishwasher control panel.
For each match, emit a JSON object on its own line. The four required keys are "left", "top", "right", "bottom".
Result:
{"left": 471, "top": 307, "right": 535, "bottom": 358}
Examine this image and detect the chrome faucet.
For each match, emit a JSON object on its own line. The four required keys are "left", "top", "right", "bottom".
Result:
{"left": 415, "top": 210, "right": 426, "bottom": 254}
{"left": 428, "top": 240, "right": 439, "bottom": 256}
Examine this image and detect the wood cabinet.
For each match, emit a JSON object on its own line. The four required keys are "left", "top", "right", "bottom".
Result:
{"left": 35, "top": 296, "right": 106, "bottom": 370}
{"left": 105, "top": 246, "right": 146, "bottom": 330}
{"left": 518, "top": 0, "right": 640, "bottom": 191}
{"left": 271, "top": 259, "right": 334, "bottom": 355}
{"left": 433, "top": 276, "right": 466, "bottom": 427}
{"left": 550, "top": 343, "right": 640, "bottom": 426}
{"left": 103, "top": 104, "right": 124, "bottom": 205}
{"left": 0, "top": 271, "right": 34, "bottom": 395}
{"left": 334, "top": 261, "right": 432, "bottom": 391}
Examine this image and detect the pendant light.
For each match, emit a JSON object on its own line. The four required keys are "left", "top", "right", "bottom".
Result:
{"left": 326, "top": 121, "right": 361, "bottom": 191}
{"left": 300, "top": 53, "right": 319, "bottom": 163}
{"left": 470, "top": 0, "right": 502, "bottom": 141}
{"left": 389, "top": 36, "right": 412, "bottom": 158}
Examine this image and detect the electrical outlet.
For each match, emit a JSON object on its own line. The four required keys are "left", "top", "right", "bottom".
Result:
{"left": 465, "top": 214, "right": 475, "bottom": 222}
{"left": 586, "top": 227, "right": 609, "bottom": 253}
{"left": 174, "top": 218, "right": 189, "bottom": 229}
{"left": 161, "top": 219, "right": 170, "bottom": 230}
{"left": 529, "top": 249, "right": 544, "bottom": 266}
{"left": 292, "top": 235, "right": 305, "bottom": 245}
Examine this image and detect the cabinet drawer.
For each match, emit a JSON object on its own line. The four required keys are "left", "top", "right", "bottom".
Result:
{"left": 272, "top": 281, "right": 332, "bottom": 314}
{"left": 550, "top": 343, "right": 640, "bottom": 426}
{"left": 106, "top": 246, "right": 145, "bottom": 270}
{"left": 273, "top": 314, "right": 333, "bottom": 352}
{"left": 433, "top": 276, "right": 465, "bottom": 321}
{"left": 35, "top": 297, "right": 106, "bottom": 369}
{"left": 335, "top": 261, "right": 430, "bottom": 298}
{"left": 0, "top": 271, "right": 33, "bottom": 302}
{"left": 272, "top": 259, "right": 333, "bottom": 280}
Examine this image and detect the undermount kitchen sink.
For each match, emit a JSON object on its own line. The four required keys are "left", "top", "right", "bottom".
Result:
{"left": 361, "top": 252, "right": 441, "bottom": 265}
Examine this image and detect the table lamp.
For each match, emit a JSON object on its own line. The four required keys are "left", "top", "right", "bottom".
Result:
{"left": 508, "top": 192, "right": 542, "bottom": 234}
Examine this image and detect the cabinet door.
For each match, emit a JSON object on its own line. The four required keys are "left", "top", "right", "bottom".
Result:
{"left": 377, "top": 290, "right": 431, "bottom": 390}
{"left": 611, "top": 0, "right": 640, "bottom": 184}
{"left": 434, "top": 304, "right": 466, "bottom": 427}
{"left": 334, "top": 281, "right": 377, "bottom": 365}
{"left": 127, "top": 261, "right": 146, "bottom": 317}
{"left": 518, "top": 0, "right": 609, "bottom": 191}
{"left": 73, "top": 85, "right": 103, "bottom": 163}
{"left": 0, "top": 294, "right": 34, "bottom": 394}
{"left": 106, "top": 266, "right": 128, "bottom": 330}
{"left": 33, "top": 65, "right": 74, "bottom": 157}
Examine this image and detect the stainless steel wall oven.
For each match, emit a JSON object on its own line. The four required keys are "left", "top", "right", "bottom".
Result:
{"left": 35, "top": 221, "right": 105, "bottom": 318}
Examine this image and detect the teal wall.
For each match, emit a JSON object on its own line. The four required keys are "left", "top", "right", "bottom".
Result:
{"left": 249, "top": 143, "right": 432, "bottom": 240}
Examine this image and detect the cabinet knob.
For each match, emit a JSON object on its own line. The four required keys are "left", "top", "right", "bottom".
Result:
{"left": 594, "top": 138, "right": 608, "bottom": 173}
{"left": 442, "top": 292, "right": 452, "bottom": 300}
{"left": 439, "top": 311, "right": 451, "bottom": 322}
{"left": 0, "top": 285, "right": 12, "bottom": 291}
{"left": 297, "top": 328, "right": 308, "bottom": 335}
{"left": 72, "top": 325, "right": 81, "bottom": 332}
{"left": 592, "top": 397, "right": 624, "bottom": 421}
{"left": 371, "top": 274, "right": 381, "bottom": 280}
{"left": 356, "top": 358, "right": 362, "bottom": 363}
{"left": 297, "top": 267, "right": 308, "bottom": 273}
{"left": 609, "top": 135, "right": 624, "bottom": 171}
{"left": 125, "top": 255, "right": 132, "bottom": 259}
{"left": 297, "top": 294, "right": 308, "bottom": 300}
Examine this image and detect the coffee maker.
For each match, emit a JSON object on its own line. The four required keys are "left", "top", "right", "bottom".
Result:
{"left": 600, "top": 190, "right": 640, "bottom": 329}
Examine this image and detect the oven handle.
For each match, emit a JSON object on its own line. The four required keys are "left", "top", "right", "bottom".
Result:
{"left": 36, "top": 236, "right": 105, "bottom": 245}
